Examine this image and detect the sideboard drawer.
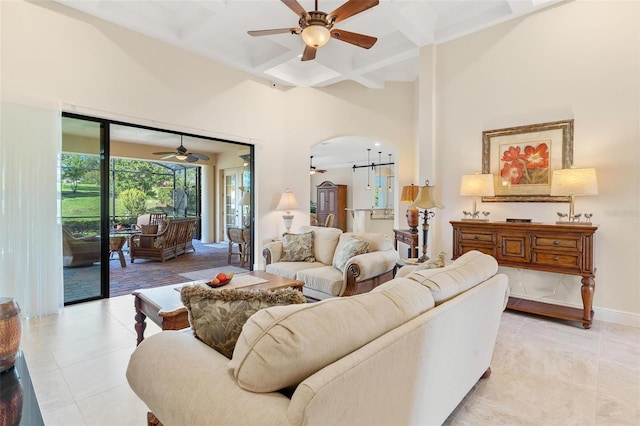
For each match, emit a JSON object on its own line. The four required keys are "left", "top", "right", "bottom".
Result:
{"left": 533, "top": 234, "right": 582, "bottom": 251}
{"left": 531, "top": 251, "right": 582, "bottom": 272}
{"left": 459, "top": 230, "right": 494, "bottom": 243}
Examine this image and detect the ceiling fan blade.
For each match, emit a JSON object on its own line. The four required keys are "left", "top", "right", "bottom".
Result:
{"left": 189, "top": 152, "right": 210, "bottom": 161}
{"left": 281, "top": 0, "right": 307, "bottom": 18}
{"left": 330, "top": 29, "right": 377, "bottom": 49}
{"left": 161, "top": 154, "right": 176, "bottom": 160}
{"left": 186, "top": 154, "right": 199, "bottom": 163}
{"left": 328, "top": 0, "right": 379, "bottom": 25}
{"left": 301, "top": 45, "right": 317, "bottom": 61}
{"left": 248, "top": 28, "right": 299, "bottom": 37}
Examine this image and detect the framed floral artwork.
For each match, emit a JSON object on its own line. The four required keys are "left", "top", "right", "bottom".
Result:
{"left": 482, "top": 119, "right": 573, "bottom": 202}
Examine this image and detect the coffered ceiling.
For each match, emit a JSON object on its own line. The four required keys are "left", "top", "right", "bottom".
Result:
{"left": 53, "top": 0, "right": 563, "bottom": 89}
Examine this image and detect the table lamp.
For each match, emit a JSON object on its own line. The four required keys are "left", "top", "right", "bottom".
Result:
{"left": 459, "top": 174, "right": 494, "bottom": 221}
{"left": 550, "top": 167, "right": 598, "bottom": 224}
{"left": 400, "top": 184, "right": 420, "bottom": 232}
{"left": 276, "top": 189, "right": 300, "bottom": 233}
{"left": 240, "top": 191, "right": 251, "bottom": 227}
{"left": 410, "top": 180, "right": 444, "bottom": 263}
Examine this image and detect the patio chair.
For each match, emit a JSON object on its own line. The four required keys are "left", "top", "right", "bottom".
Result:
{"left": 62, "top": 226, "right": 101, "bottom": 267}
{"left": 227, "top": 227, "right": 250, "bottom": 267}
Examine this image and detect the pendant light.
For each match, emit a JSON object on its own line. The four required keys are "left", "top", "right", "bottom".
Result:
{"left": 366, "top": 149, "right": 371, "bottom": 190}
{"left": 388, "top": 154, "right": 393, "bottom": 192}
{"left": 377, "top": 152, "right": 382, "bottom": 190}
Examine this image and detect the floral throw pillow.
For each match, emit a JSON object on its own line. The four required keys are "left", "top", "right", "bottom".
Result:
{"left": 332, "top": 237, "right": 370, "bottom": 273}
{"left": 181, "top": 285, "right": 306, "bottom": 359}
{"left": 280, "top": 232, "right": 315, "bottom": 262}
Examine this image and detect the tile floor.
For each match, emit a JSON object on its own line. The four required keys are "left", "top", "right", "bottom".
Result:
{"left": 20, "top": 296, "right": 640, "bottom": 426}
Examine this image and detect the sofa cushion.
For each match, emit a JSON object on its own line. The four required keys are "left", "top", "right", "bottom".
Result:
{"left": 332, "top": 237, "right": 370, "bottom": 272}
{"left": 265, "top": 261, "right": 326, "bottom": 280}
{"left": 280, "top": 232, "right": 315, "bottom": 262}
{"left": 406, "top": 250, "right": 498, "bottom": 305}
{"left": 229, "top": 279, "right": 435, "bottom": 392}
{"left": 296, "top": 265, "right": 343, "bottom": 297}
{"left": 298, "top": 226, "right": 342, "bottom": 265}
{"left": 180, "top": 285, "right": 306, "bottom": 358}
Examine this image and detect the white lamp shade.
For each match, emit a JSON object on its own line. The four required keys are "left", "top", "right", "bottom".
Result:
{"left": 410, "top": 184, "right": 445, "bottom": 210}
{"left": 460, "top": 174, "right": 495, "bottom": 197}
{"left": 240, "top": 192, "right": 251, "bottom": 206}
{"left": 276, "top": 190, "right": 300, "bottom": 212}
{"left": 301, "top": 25, "right": 330, "bottom": 48}
{"left": 550, "top": 168, "right": 598, "bottom": 196}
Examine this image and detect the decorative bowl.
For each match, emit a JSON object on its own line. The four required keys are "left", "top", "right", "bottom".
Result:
{"left": 206, "top": 278, "right": 231, "bottom": 288}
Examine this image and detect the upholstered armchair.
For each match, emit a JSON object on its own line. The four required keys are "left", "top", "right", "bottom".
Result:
{"left": 62, "top": 226, "right": 101, "bottom": 267}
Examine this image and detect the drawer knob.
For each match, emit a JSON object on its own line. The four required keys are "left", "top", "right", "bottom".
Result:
{"left": 553, "top": 256, "right": 559, "bottom": 261}
{"left": 474, "top": 235, "right": 479, "bottom": 240}
{"left": 553, "top": 240, "right": 560, "bottom": 246}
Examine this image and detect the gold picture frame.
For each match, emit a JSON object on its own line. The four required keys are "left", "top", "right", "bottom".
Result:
{"left": 482, "top": 119, "right": 573, "bottom": 202}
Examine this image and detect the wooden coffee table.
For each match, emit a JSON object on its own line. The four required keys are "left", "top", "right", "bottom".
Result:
{"left": 132, "top": 271, "right": 304, "bottom": 345}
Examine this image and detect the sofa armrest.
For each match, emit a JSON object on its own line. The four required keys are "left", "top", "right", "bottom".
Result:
{"left": 127, "top": 331, "right": 290, "bottom": 426}
{"left": 345, "top": 250, "right": 399, "bottom": 282}
{"left": 263, "top": 241, "right": 283, "bottom": 265}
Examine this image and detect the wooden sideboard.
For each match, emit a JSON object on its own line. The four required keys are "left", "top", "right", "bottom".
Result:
{"left": 450, "top": 221, "right": 598, "bottom": 329}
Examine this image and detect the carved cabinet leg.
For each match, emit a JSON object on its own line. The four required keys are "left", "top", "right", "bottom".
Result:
{"left": 581, "top": 276, "right": 595, "bottom": 329}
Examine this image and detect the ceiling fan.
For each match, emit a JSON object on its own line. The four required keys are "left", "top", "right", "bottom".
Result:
{"left": 248, "top": 0, "right": 379, "bottom": 61}
{"left": 152, "top": 137, "right": 210, "bottom": 163}
{"left": 310, "top": 155, "right": 326, "bottom": 174}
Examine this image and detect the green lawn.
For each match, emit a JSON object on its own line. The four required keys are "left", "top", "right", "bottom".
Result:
{"left": 61, "top": 183, "right": 163, "bottom": 227}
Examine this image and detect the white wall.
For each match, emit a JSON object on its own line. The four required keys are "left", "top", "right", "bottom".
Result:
{"left": 0, "top": 0, "right": 416, "bottom": 269}
{"left": 422, "top": 0, "right": 640, "bottom": 323}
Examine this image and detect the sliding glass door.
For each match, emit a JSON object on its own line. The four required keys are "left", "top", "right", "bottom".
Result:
{"left": 61, "top": 115, "right": 107, "bottom": 304}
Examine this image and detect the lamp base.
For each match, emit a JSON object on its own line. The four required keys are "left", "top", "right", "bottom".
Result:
{"left": 406, "top": 208, "right": 419, "bottom": 233}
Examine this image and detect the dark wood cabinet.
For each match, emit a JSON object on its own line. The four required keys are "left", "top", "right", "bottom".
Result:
{"left": 317, "top": 181, "right": 347, "bottom": 231}
{"left": 451, "top": 221, "right": 598, "bottom": 329}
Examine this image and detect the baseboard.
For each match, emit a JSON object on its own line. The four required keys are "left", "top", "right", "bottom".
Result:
{"left": 594, "top": 306, "right": 640, "bottom": 328}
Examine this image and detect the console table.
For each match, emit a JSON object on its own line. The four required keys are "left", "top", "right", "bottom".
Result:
{"left": 393, "top": 229, "right": 419, "bottom": 258}
{"left": 450, "top": 221, "right": 598, "bottom": 329}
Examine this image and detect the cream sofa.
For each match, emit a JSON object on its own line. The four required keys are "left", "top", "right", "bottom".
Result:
{"left": 263, "top": 226, "right": 399, "bottom": 300}
{"left": 127, "top": 251, "right": 509, "bottom": 426}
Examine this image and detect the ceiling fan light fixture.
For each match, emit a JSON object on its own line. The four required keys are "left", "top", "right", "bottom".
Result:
{"left": 175, "top": 154, "right": 188, "bottom": 161}
{"left": 302, "top": 25, "right": 330, "bottom": 48}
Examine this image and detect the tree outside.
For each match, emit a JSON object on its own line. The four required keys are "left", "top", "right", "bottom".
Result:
{"left": 61, "top": 154, "right": 200, "bottom": 234}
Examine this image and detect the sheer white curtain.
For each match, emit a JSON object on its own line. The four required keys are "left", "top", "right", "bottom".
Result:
{"left": 0, "top": 93, "right": 64, "bottom": 318}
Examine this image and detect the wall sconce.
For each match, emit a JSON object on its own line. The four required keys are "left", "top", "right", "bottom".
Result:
{"left": 410, "top": 180, "right": 444, "bottom": 263}
{"left": 400, "top": 184, "right": 420, "bottom": 232}
{"left": 459, "top": 174, "right": 495, "bottom": 221}
{"left": 275, "top": 189, "right": 300, "bottom": 233}
{"left": 550, "top": 167, "right": 598, "bottom": 224}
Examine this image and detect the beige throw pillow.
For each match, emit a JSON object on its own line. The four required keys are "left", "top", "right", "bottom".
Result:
{"left": 181, "top": 285, "right": 306, "bottom": 358}
{"left": 332, "top": 237, "right": 369, "bottom": 272}
{"left": 229, "top": 279, "right": 435, "bottom": 392}
{"left": 280, "top": 232, "right": 315, "bottom": 262}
